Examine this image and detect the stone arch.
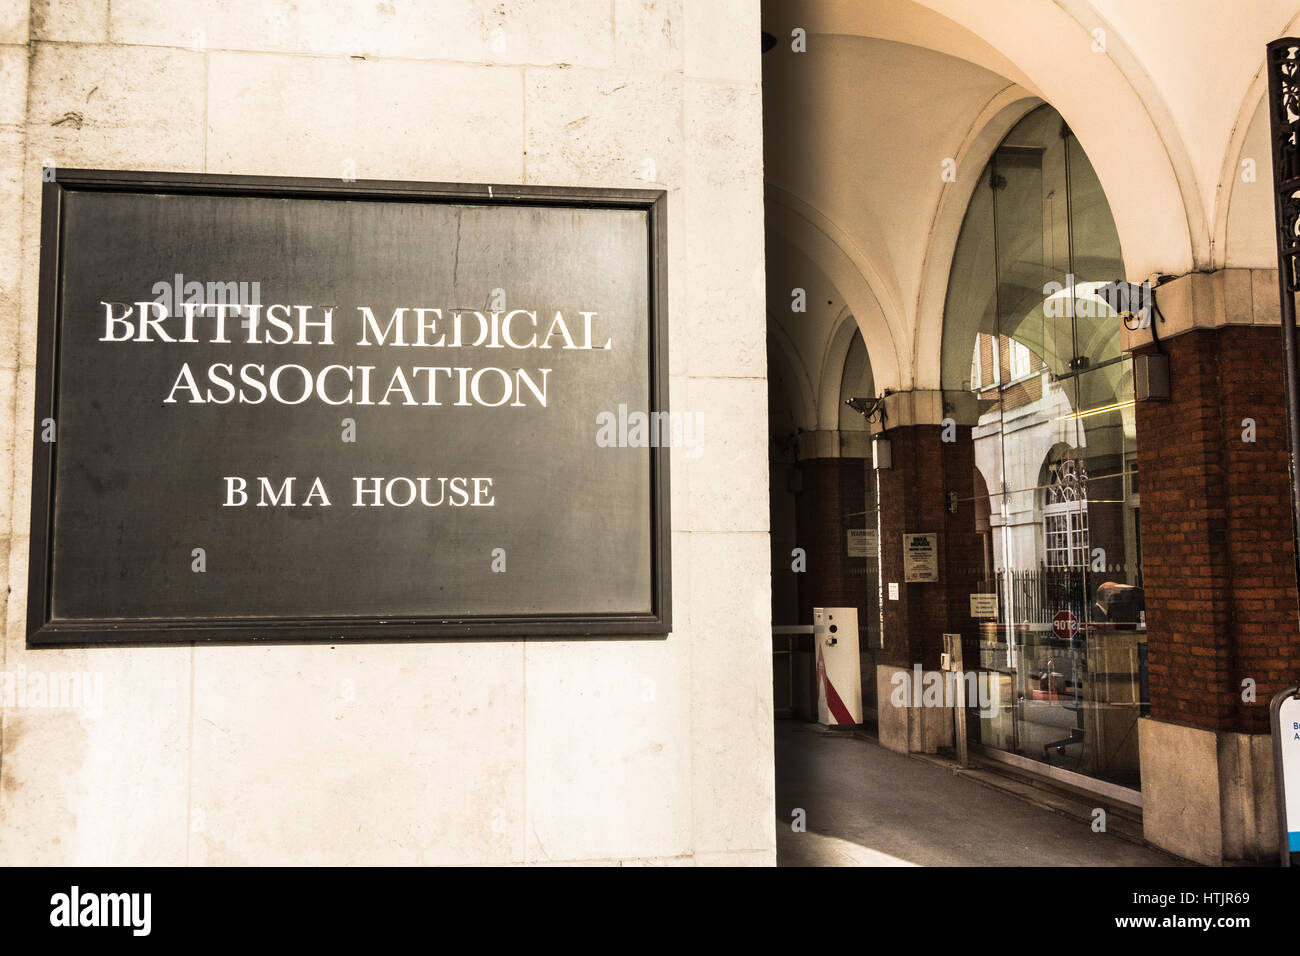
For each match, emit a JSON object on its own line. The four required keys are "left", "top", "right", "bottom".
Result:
{"left": 907, "top": 0, "right": 1197, "bottom": 279}
{"left": 1218, "top": 93, "right": 1274, "bottom": 268}
{"left": 782, "top": 0, "right": 1199, "bottom": 279}
{"left": 765, "top": 189, "right": 906, "bottom": 392}
{"left": 767, "top": 320, "right": 818, "bottom": 434}
{"left": 936, "top": 102, "right": 1128, "bottom": 395}
{"left": 914, "top": 89, "right": 1044, "bottom": 389}
{"left": 816, "top": 308, "right": 864, "bottom": 432}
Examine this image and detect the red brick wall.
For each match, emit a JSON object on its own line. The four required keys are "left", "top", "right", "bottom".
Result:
{"left": 875, "top": 425, "right": 984, "bottom": 671}
{"left": 1136, "top": 326, "right": 1300, "bottom": 734}
{"left": 794, "top": 457, "right": 868, "bottom": 624}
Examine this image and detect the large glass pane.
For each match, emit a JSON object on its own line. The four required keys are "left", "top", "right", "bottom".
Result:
{"left": 994, "top": 354, "right": 1090, "bottom": 776}
{"left": 1075, "top": 362, "right": 1144, "bottom": 787}
{"left": 1066, "top": 133, "right": 1127, "bottom": 371}
{"left": 941, "top": 172, "right": 998, "bottom": 390}
{"left": 959, "top": 105, "right": 1143, "bottom": 788}
{"left": 993, "top": 107, "right": 1074, "bottom": 380}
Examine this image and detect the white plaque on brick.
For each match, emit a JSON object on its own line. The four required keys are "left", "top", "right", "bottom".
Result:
{"left": 903, "top": 533, "right": 939, "bottom": 583}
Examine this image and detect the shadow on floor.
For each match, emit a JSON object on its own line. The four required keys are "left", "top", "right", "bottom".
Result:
{"left": 774, "top": 720, "right": 1188, "bottom": 867}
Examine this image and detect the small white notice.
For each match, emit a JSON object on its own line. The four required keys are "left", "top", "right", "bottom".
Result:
{"left": 969, "top": 593, "right": 997, "bottom": 618}
{"left": 887, "top": 582, "right": 899, "bottom": 601}
{"left": 903, "top": 533, "right": 939, "bottom": 583}
{"left": 847, "top": 528, "right": 878, "bottom": 558}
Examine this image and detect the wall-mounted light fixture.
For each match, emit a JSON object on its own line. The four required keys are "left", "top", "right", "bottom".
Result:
{"left": 1132, "top": 353, "right": 1170, "bottom": 402}
{"left": 872, "top": 436, "right": 892, "bottom": 471}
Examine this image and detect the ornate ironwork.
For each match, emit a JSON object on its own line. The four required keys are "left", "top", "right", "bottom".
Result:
{"left": 1269, "top": 40, "right": 1300, "bottom": 290}
{"left": 1266, "top": 37, "right": 1300, "bottom": 646}
{"left": 1045, "top": 458, "right": 1088, "bottom": 506}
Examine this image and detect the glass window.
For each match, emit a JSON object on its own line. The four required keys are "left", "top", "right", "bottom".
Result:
{"left": 943, "top": 105, "right": 1145, "bottom": 790}
{"left": 1044, "top": 507, "right": 1087, "bottom": 568}
{"left": 1010, "top": 339, "right": 1033, "bottom": 380}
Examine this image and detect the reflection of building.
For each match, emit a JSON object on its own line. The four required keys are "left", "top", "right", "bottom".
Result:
{"left": 945, "top": 106, "right": 1148, "bottom": 791}
{"left": 970, "top": 332, "right": 1086, "bottom": 577}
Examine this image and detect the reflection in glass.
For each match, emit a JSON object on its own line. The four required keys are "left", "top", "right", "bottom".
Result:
{"left": 944, "top": 105, "right": 1145, "bottom": 788}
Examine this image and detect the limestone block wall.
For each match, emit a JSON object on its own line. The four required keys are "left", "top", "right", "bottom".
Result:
{"left": 0, "top": 0, "right": 773, "bottom": 866}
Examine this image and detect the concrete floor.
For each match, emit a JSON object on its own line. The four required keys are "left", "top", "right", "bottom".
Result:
{"left": 775, "top": 721, "right": 1188, "bottom": 867}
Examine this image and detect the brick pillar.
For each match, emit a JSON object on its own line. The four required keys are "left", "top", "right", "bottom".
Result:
{"left": 1129, "top": 271, "right": 1300, "bottom": 863}
{"left": 872, "top": 414, "right": 983, "bottom": 753}
{"left": 791, "top": 456, "right": 874, "bottom": 718}
{"left": 794, "top": 457, "right": 867, "bottom": 621}
{"left": 1136, "top": 327, "right": 1299, "bottom": 734}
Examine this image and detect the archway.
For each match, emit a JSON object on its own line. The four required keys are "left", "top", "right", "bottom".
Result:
{"left": 941, "top": 103, "right": 1144, "bottom": 788}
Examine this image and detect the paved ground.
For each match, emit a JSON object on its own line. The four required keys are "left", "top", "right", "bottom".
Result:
{"left": 775, "top": 721, "right": 1188, "bottom": 867}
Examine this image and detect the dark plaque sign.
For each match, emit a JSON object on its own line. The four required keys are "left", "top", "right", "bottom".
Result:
{"left": 28, "top": 170, "right": 670, "bottom": 644}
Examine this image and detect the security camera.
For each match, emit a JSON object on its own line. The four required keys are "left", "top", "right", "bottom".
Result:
{"left": 1094, "top": 280, "right": 1154, "bottom": 330}
{"left": 845, "top": 396, "right": 884, "bottom": 420}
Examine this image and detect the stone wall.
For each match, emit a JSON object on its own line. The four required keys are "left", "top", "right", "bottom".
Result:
{"left": 0, "top": 0, "right": 774, "bottom": 866}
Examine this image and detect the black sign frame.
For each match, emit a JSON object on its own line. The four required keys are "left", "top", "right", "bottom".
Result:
{"left": 28, "top": 169, "right": 671, "bottom": 646}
